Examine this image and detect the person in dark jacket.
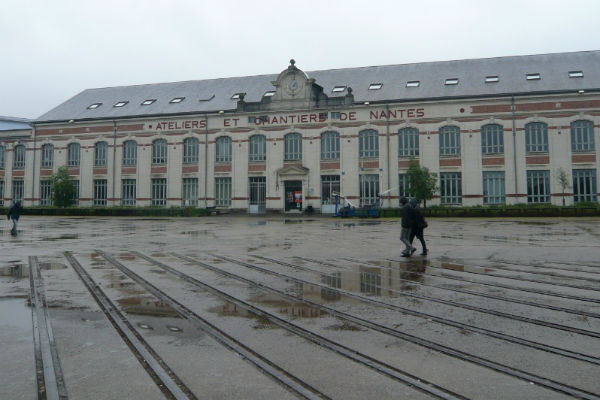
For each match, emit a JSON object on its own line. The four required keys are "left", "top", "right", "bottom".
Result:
{"left": 7, "top": 201, "right": 22, "bottom": 235}
{"left": 400, "top": 197, "right": 417, "bottom": 257}
{"left": 409, "top": 198, "right": 428, "bottom": 255}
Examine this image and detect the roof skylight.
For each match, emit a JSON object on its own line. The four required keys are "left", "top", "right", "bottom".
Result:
{"left": 445, "top": 78, "right": 459, "bottom": 85}
{"left": 87, "top": 103, "right": 102, "bottom": 109}
{"left": 526, "top": 73, "right": 541, "bottom": 80}
{"left": 169, "top": 97, "right": 185, "bottom": 103}
{"left": 113, "top": 101, "right": 129, "bottom": 107}
{"left": 263, "top": 91, "right": 275, "bottom": 97}
{"left": 231, "top": 92, "right": 246, "bottom": 100}
{"left": 485, "top": 76, "right": 499, "bottom": 83}
{"left": 406, "top": 81, "right": 420, "bottom": 87}
{"left": 569, "top": 71, "right": 584, "bottom": 78}
{"left": 369, "top": 83, "right": 383, "bottom": 90}
{"left": 332, "top": 86, "right": 346, "bottom": 93}
{"left": 141, "top": 99, "right": 156, "bottom": 106}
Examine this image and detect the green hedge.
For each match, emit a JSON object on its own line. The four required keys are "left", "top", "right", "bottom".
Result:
{"left": 380, "top": 204, "right": 600, "bottom": 218}
{"left": 0, "top": 206, "right": 209, "bottom": 217}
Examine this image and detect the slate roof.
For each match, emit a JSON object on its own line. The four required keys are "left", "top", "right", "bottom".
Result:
{"left": 36, "top": 50, "right": 600, "bottom": 123}
{"left": 0, "top": 116, "right": 32, "bottom": 131}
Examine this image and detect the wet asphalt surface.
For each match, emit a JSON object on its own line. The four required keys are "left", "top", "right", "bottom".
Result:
{"left": 1, "top": 215, "right": 599, "bottom": 399}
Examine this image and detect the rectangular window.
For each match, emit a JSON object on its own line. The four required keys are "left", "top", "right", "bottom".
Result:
{"left": 152, "top": 178, "right": 167, "bottom": 206}
{"left": 572, "top": 169, "right": 597, "bottom": 203}
{"left": 284, "top": 134, "right": 302, "bottom": 161}
{"left": 12, "top": 180, "right": 24, "bottom": 204}
{"left": 121, "top": 179, "right": 136, "bottom": 206}
{"left": 13, "top": 146, "right": 26, "bottom": 169}
{"left": 40, "top": 180, "right": 53, "bottom": 206}
{"left": 68, "top": 144, "right": 80, "bottom": 167}
{"left": 182, "top": 178, "right": 198, "bottom": 206}
{"left": 359, "top": 131, "right": 379, "bottom": 158}
{"left": 481, "top": 125, "right": 504, "bottom": 154}
{"left": 183, "top": 139, "right": 199, "bottom": 163}
{"left": 41, "top": 145, "right": 54, "bottom": 168}
{"left": 526, "top": 170, "right": 550, "bottom": 203}
{"left": 0, "top": 181, "right": 4, "bottom": 206}
{"left": 398, "top": 174, "right": 411, "bottom": 201}
{"left": 249, "top": 177, "right": 266, "bottom": 206}
{"left": 439, "top": 127, "right": 461, "bottom": 156}
{"left": 321, "top": 133, "right": 340, "bottom": 160}
{"left": 122, "top": 141, "right": 137, "bottom": 166}
{"left": 398, "top": 128, "right": 419, "bottom": 157}
{"left": 321, "top": 175, "right": 340, "bottom": 205}
{"left": 571, "top": 120, "right": 595, "bottom": 152}
{"left": 525, "top": 123, "right": 548, "bottom": 153}
{"left": 483, "top": 171, "right": 505, "bottom": 204}
{"left": 93, "top": 179, "right": 107, "bottom": 206}
{"left": 215, "top": 177, "right": 232, "bottom": 207}
{"left": 95, "top": 143, "right": 108, "bottom": 166}
{"left": 359, "top": 174, "right": 379, "bottom": 207}
{"left": 71, "top": 180, "right": 79, "bottom": 206}
{"left": 440, "top": 172, "right": 462, "bottom": 204}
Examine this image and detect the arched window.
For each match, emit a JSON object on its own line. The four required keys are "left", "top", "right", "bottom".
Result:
{"left": 122, "top": 140, "right": 137, "bottom": 166}
{"left": 94, "top": 141, "right": 108, "bottom": 166}
{"left": 67, "top": 143, "right": 80, "bottom": 167}
{"left": 216, "top": 136, "right": 232, "bottom": 163}
{"left": 249, "top": 135, "right": 266, "bottom": 162}
{"left": 359, "top": 129, "right": 379, "bottom": 158}
{"left": 321, "top": 131, "right": 339, "bottom": 160}
{"left": 284, "top": 133, "right": 302, "bottom": 161}
{"left": 525, "top": 122, "right": 548, "bottom": 153}
{"left": 13, "top": 145, "right": 26, "bottom": 169}
{"left": 0, "top": 145, "right": 5, "bottom": 169}
{"left": 41, "top": 144, "right": 54, "bottom": 168}
{"left": 398, "top": 127, "right": 419, "bottom": 157}
{"left": 481, "top": 124, "right": 504, "bottom": 154}
{"left": 439, "top": 126, "right": 460, "bottom": 156}
{"left": 571, "top": 120, "right": 595, "bottom": 152}
{"left": 183, "top": 137, "right": 199, "bottom": 163}
{"left": 152, "top": 139, "right": 168, "bottom": 164}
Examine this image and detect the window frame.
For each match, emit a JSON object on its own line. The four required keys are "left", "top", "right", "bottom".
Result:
{"left": 122, "top": 140, "right": 137, "bottom": 166}
{"left": 13, "top": 144, "right": 26, "bottom": 169}
{"left": 440, "top": 172, "right": 462, "bottom": 204}
{"left": 67, "top": 143, "right": 80, "bottom": 167}
{"left": 183, "top": 137, "right": 199, "bottom": 164}
{"left": 398, "top": 127, "right": 419, "bottom": 157}
{"left": 94, "top": 141, "right": 108, "bottom": 167}
{"left": 215, "top": 177, "right": 232, "bottom": 207}
{"left": 481, "top": 124, "right": 504, "bottom": 154}
{"left": 526, "top": 170, "right": 550, "bottom": 203}
{"left": 284, "top": 133, "right": 302, "bottom": 161}
{"left": 359, "top": 174, "right": 379, "bottom": 207}
{"left": 572, "top": 169, "right": 597, "bottom": 203}
{"left": 359, "top": 129, "right": 379, "bottom": 158}
{"left": 482, "top": 171, "right": 505, "bottom": 204}
{"left": 570, "top": 120, "right": 595, "bottom": 152}
{"left": 121, "top": 179, "right": 136, "bottom": 206}
{"left": 439, "top": 126, "right": 461, "bottom": 156}
{"left": 525, "top": 122, "right": 548, "bottom": 153}
{"left": 248, "top": 134, "right": 267, "bottom": 162}
{"left": 152, "top": 139, "right": 168, "bottom": 165}
{"left": 215, "top": 136, "right": 232, "bottom": 163}
{"left": 151, "top": 178, "right": 167, "bottom": 206}
{"left": 320, "top": 131, "right": 340, "bottom": 160}
{"left": 93, "top": 179, "right": 108, "bottom": 206}
{"left": 41, "top": 143, "right": 54, "bottom": 168}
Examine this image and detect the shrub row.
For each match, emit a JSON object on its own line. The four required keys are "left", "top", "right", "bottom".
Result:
{"left": 0, "top": 206, "right": 209, "bottom": 217}
{"left": 381, "top": 204, "right": 600, "bottom": 218}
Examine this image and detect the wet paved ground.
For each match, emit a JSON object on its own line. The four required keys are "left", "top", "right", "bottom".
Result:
{"left": 1, "top": 215, "right": 599, "bottom": 400}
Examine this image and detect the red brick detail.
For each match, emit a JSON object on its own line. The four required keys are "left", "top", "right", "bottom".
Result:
{"left": 526, "top": 155, "right": 550, "bottom": 165}
{"left": 266, "top": 197, "right": 281, "bottom": 200}
{"left": 121, "top": 167, "right": 137, "bottom": 175}
{"left": 0, "top": 170, "right": 4, "bottom": 177}
{"left": 346, "top": 196, "right": 359, "bottom": 199}
{"left": 482, "top": 157, "right": 505, "bottom": 166}
{"left": 305, "top": 196, "right": 320, "bottom": 200}
{"left": 320, "top": 161, "right": 340, "bottom": 170}
{"left": 359, "top": 160, "right": 379, "bottom": 169}
{"left": 572, "top": 154, "right": 596, "bottom": 163}
{"left": 182, "top": 165, "right": 199, "bottom": 173}
{"left": 151, "top": 166, "right": 167, "bottom": 174}
{"left": 471, "top": 104, "right": 511, "bottom": 113}
{"left": 67, "top": 168, "right": 79, "bottom": 176}
{"left": 283, "top": 162, "right": 303, "bottom": 169}
{"left": 439, "top": 158, "right": 461, "bottom": 167}
{"left": 248, "top": 163, "right": 266, "bottom": 172}
{"left": 398, "top": 160, "right": 411, "bottom": 168}
{"left": 12, "top": 170, "right": 25, "bottom": 177}
{"left": 40, "top": 169, "right": 53, "bottom": 176}
{"left": 231, "top": 197, "right": 248, "bottom": 200}
{"left": 215, "top": 163, "right": 232, "bottom": 172}
{"left": 117, "top": 124, "right": 144, "bottom": 132}
{"left": 93, "top": 168, "right": 108, "bottom": 175}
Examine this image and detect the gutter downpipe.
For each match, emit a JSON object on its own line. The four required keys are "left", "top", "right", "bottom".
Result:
{"left": 112, "top": 120, "right": 117, "bottom": 206}
{"left": 204, "top": 114, "right": 209, "bottom": 208}
{"left": 31, "top": 125, "right": 37, "bottom": 206}
{"left": 511, "top": 96, "right": 518, "bottom": 202}
{"left": 385, "top": 104, "right": 391, "bottom": 208}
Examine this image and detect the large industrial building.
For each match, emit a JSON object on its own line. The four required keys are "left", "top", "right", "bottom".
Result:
{"left": 1, "top": 50, "right": 599, "bottom": 212}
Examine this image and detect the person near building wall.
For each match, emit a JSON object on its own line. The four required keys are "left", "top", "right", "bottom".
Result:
{"left": 409, "top": 198, "right": 428, "bottom": 256}
{"left": 400, "top": 197, "right": 416, "bottom": 256}
{"left": 7, "top": 201, "right": 23, "bottom": 235}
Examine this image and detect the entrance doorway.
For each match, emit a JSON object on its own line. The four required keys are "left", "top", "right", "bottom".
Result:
{"left": 284, "top": 180, "right": 302, "bottom": 211}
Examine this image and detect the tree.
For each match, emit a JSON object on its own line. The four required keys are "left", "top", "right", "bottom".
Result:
{"left": 556, "top": 167, "right": 570, "bottom": 206}
{"left": 406, "top": 159, "right": 438, "bottom": 208}
{"left": 50, "top": 166, "right": 76, "bottom": 207}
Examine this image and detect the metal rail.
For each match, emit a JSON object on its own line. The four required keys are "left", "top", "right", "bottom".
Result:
{"left": 182, "top": 252, "right": 600, "bottom": 400}
{"left": 64, "top": 252, "right": 195, "bottom": 400}
{"left": 93, "top": 250, "right": 330, "bottom": 400}
{"left": 129, "top": 250, "right": 468, "bottom": 400}
{"left": 29, "top": 256, "right": 69, "bottom": 400}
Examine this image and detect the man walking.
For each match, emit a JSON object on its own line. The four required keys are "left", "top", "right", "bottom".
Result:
{"left": 409, "top": 198, "right": 428, "bottom": 255}
{"left": 7, "top": 201, "right": 23, "bottom": 236}
{"left": 400, "top": 197, "right": 416, "bottom": 257}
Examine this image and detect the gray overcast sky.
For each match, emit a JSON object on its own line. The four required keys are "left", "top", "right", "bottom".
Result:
{"left": 1, "top": 0, "right": 599, "bottom": 119}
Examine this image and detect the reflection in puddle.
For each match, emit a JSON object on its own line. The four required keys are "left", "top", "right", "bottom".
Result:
{"left": 0, "top": 263, "right": 68, "bottom": 279}
{"left": 40, "top": 234, "right": 80, "bottom": 241}
{"left": 117, "top": 296, "right": 180, "bottom": 317}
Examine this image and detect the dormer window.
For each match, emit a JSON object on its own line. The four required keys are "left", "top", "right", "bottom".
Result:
{"left": 87, "top": 103, "right": 102, "bottom": 109}
{"left": 263, "top": 91, "right": 275, "bottom": 97}
{"left": 368, "top": 83, "right": 383, "bottom": 90}
{"left": 141, "top": 99, "right": 156, "bottom": 105}
{"left": 406, "top": 81, "right": 420, "bottom": 87}
{"left": 231, "top": 92, "right": 246, "bottom": 100}
{"left": 569, "top": 71, "right": 584, "bottom": 78}
{"left": 526, "top": 73, "right": 541, "bottom": 80}
{"left": 113, "top": 101, "right": 128, "bottom": 107}
{"left": 169, "top": 97, "right": 185, "bottom": 103}
{"left": 332, "top": 86, "right": 346, "bottom": 93}
{"left": 445, "top": 78, "right": 459, "bottom": 85}
{"left": 485, "top": 76, "right": 499, "bottom": 83}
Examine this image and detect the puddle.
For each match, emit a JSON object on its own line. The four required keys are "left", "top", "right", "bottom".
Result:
{"left": 119, "top": 253, "right": 136, "bottom": 260}
{"left": 0, "top": 263, "right": 68, "bottom": 279}
{"left": 326, "top": 321, "right": 365, "bottom": 331}
{"left": 0, "top": 297, "right": 32, "bottom": 331}
{"left": 117, "top": 296, "right": 180, "bottom": 317}
{"left": 40, "top": 234, "right": 80, "bottom": 241}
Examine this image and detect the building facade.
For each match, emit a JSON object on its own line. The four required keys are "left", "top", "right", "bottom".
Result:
{"left": 2, "top": 51, "right": 600, "bottom": 211}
